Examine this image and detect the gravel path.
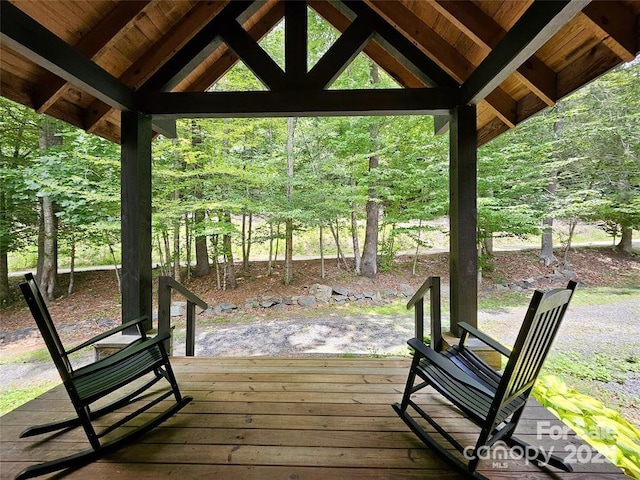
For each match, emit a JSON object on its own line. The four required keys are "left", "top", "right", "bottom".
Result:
{"left": 2, "top": 296, "right": 639, "bottom": 421}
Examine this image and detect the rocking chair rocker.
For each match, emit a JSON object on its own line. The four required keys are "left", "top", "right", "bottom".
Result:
{"left": 393, "top": 281, "right": 577, "bottom": 479}
{"left": 17, "top": 273, "right": 192, "bottom": 480}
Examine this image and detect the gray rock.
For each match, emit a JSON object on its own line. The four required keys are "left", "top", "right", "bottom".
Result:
{"left": 219, "top": 302, "right": 237, "bottom": 312}
{"left": 400, "top": 284, "right": 415, "bottom": 297}
{"left": 310, "top": 284, "right": 333, "bottom": 302}
{"left": 332, "top": 286, "right": 349, "bottom": 296}
{"left": 333, "top": 294, "right": 348, "bottom": 303}
{"left": 260, "top": 300, "right": 277, "bottom": 308}
{"left": 297, "top": 295, "right": 317, "bottom": 307}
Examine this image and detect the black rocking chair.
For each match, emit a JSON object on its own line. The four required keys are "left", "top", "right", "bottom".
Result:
{"left": 393, "top": 281, "right": 577, "bottom": 479}
{"left": 17, "top": 273, "right": 192, "bottom": 480}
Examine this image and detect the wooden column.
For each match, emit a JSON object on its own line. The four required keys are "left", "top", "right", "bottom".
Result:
{"left": 449, "top": 105, "right": 477, "bottom": 336}
{"left": 121, "top": 111, "right": 153, "bottom": 331}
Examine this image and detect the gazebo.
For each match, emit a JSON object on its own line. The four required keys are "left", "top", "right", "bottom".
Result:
{"left": 1, "top": 1, "right": 638, "bottom": 478}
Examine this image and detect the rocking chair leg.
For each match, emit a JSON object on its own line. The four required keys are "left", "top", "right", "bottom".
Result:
{"left": 507, "top": 436, "right": 574, "bottom": 472}
{"left": 15, "top": 396, "right": 193, "bottom": 480}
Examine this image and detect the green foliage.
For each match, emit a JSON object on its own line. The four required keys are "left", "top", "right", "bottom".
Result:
{"left": 544, "top": 351, "right": 640, "bottom": 384}
{"left": 534, "top": 375, "right": 640, "bottom": 478}
{"left": 0, "top": 381, "right": 59, "bottom": 416}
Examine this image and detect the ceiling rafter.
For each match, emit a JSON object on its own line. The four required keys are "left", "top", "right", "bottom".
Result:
{"left": 138, "top": 88, "right": 458, "bottom": 118}
{"left": 431, "top": 0, "right": 558, "bottom": 106}
{"left": 184, "top": 2, "right": 285, "bottom": 93}
{"left": 460, "top": 0, "right": 590, "bottom": 106}
{"left": 219, "top": 19, "right": 287, "bottom": 91}
{"left": 141, "top": 1, "right": 259, "bottom": 93}
{"left": 34, "top": 1, "right": 149, "bottom": 114}
{"left": 338, "top": 0, "right": 457, "bottom": 88}
{"left": 0, "top": 0, "right": 175, "bottom": 138}
{"left": 1, "top": 1, "right": 135, "bottom": 111}
{"left": 581, "top": 1, "right": 638, "bottom": 61}
{"left": 308, "top": 0, "right": 426, "bottom": 88}
{"left": 306, "top": 15, "right": 375, "bottom": 89}
{"left": 85, "top": 0, "right": 228, "bottom": 133}
{"left": 362, "top": 0, "right": 517, "bottom": 128}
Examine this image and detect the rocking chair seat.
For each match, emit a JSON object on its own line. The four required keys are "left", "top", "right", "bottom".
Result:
{"left": 17, "top": 273, "right": 192, "bottom": 480}
{"left": 394, "top": 281, "right": 577, "bottom": 479}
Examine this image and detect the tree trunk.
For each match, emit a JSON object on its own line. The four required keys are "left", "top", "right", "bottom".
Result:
{"left": 68, "top": 232, "right": 75, "bottom": 296}
{"left": 0, "top": 188, "right": 10, "bottom": 305}
{"left": 329, "top": 220, "right": 349, "bottom": 270}
{"left": 361, "top": 63, "right": 381, "bottom": 278}
{"left": 412, "top": 220, "right": 422, "bottom": 276}
{"left": 617, "top": 226, "right": 633, "bottom": 253}
{"left": 350, "top": 199, "right": 361, "bottom": 275}
{"left": 222, "top": 212, "right": 237, "bottom": 289}
{"left": 193, "top": 210, "right": 209, "bottom": 276}
{"left": 267, "top": 221, "right": 274, "bottom": 277}
{"left": 483, "top": 234, "right": 494, "bottom": 256}
{"left": 242, "top": 213, "right": 252, "bottom": 274}
{"left": 36, "top": 118, "right": 62, "bottom": 300}
{"left": 284, "top": 117, "right": 296, "bottom": 285}
{"left": 540, "top": 217, "right": 556, "bottom": 266}
{"left": 184, "top": 213, "right": 191, "bottom": 280}
{"left": 319, "top": 225, "right": 325, "bottom": 279}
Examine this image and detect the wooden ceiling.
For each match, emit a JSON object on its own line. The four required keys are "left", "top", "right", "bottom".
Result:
{"left": 1, "top": 0, "right": 639, "bottom": 146}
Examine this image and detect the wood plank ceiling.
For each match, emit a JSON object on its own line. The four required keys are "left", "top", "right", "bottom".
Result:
{"left": 1, "top": 0, "right": 639, "bottom": 146}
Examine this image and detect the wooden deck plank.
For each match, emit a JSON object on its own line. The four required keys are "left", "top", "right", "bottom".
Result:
{"left": 0, "top": 357, "right": 626, "bottom": 480}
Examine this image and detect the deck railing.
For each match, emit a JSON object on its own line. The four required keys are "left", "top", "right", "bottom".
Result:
{"left": 157, "top": 276, "right": 208, "bottom": 356}
{"left": 406, "top": 276, "right": 442, "bottom": 351}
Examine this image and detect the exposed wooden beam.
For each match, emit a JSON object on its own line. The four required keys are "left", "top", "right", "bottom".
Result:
{"left": 219, "top": 19, "right": 287, "bottom": 91}
{"left": 362, "top": 0, "right": 516, "bottom": 127}
{"left": 33, "top": 1, "right": 148, "bottom": 114}
{"left": 185, "top": 1, "right": 285, "bottom": 92}
{"left": 285, "top": 0, "right": 307, "bottom": 85}
{"left": 85, "top": 1, "right": 228, "bottom": 133}
{"left": 582, "top": 1, "right": 638, "bottom": 62}
{"left": 142, "top": 1, "right": 258, "bottom": 93}
{"left": 306, "top": 16, "right": 374, "bottom": 89}
{"left": 138, "top": 88, "right": 459, "bottom": 118}
{"left": 339, "top": 0, "right": 457, "bottom": 88}
{"left": 431, "top": 0, "right": 558, "bottom": 106}
{"left": 461, "top": 0, "right": 590, "bottom": 106}
{"left": 308, "top": 0, "right": 426, "bottom": 88}
{"left": 434, "top": 115, "right": 450, "bottom": 136}
{"left": 0, "top": 1, "right": 135, "bottom": 111}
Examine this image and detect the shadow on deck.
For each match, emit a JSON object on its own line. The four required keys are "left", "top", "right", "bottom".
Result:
{"left": 0, "top": 357, "right": 626, "bottom": 479}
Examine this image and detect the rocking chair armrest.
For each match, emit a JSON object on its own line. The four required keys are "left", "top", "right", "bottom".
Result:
{"left": 66, "top": 316, "right": 149, "bottom": 355}
{"left": 408, "top": 338, "right": 494, "bottom": 398}
{"left": 457, "top": 322, "right": 512, "bottom": 358}
{"left": 73, "top": 331, "right": 171, "bottom": 379}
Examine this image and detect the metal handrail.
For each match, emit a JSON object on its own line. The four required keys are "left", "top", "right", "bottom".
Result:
{"left": 406, "top": 276, "right": 442, "bottom": 351}
{"left": 157, "top": 276, "right": 208, "bottom": 356}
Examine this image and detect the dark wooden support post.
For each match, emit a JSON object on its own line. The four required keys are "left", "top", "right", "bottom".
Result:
{"left": 121, "top": 111, "right": 153, "bottom": 332}
{"left": 449, "top": 105, "right": 477, "bottom": 336}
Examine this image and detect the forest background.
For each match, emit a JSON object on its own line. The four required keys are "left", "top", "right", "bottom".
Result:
{"left": 1, "top": 13, "right": 639, "bottom": 307}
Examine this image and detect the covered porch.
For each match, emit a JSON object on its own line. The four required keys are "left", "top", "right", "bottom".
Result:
{"left": 0, "top": 356, "right": 627, "bottom": 479}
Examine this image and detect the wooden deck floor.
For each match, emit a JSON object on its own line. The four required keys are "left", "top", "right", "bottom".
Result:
{"left": 0, "top": 357, "right": 627, "bottom": 479}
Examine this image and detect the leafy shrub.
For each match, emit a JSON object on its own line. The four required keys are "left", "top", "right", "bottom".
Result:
{"left": 534, "top": 375, "right": 640, "bottom": 478}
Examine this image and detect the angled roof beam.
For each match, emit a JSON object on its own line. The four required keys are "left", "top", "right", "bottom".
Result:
{"left": 461, "top": 0, "right": 590, "bottom": 106}
{"left": 581, "top": 1, "right": 638, "bottom": 62}
{"left": 184, "top": 1, "right": 285, "bottom": 93}
{"left": 0, "top": 1, "right": 135, "bottom": 111}
{"left": 219, "top": 19, "right": 287, "bottom": 91}
{"left": 306, "top": 16, "right": 375, "bottom": 89}
{"left": 361, "top": 0, "right": 516, "bottom": 128}
{"left": 85, "top": 1, "right": 228, "bottom": 133}
{"left": 308, "top": 0, "right": 426, "bottom": 88}
{"left": 285, "top": 0, "right": 307, "bottom": 85}
{"left": 142, "top": 0, "right": 260, "bottom": 93}
{"left": 138, "top": 88, "right": 459, "bottom": 118}
{"left": 431, "top": 0, "right": 558, "bottom": 106}
{"left": 339, "top": 0, "right": 457, "bottom": 88}
{"left": 33, "top": 1, "right": 148, "bottom": 114}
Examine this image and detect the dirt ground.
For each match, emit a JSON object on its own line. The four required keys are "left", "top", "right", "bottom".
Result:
{"left": 2, "top": 247, "right": 639, "bottom": 345}
{"left": 1, "top": 247, "right": 639, "bottom": 424}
